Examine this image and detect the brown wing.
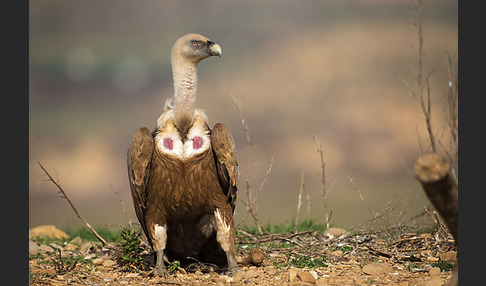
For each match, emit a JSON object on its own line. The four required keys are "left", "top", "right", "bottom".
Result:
{"left": 127, "top": 127, "right": 154, "bottom": 239}
{"left": 211, "top": 123, "right": 238, "bottom": 213}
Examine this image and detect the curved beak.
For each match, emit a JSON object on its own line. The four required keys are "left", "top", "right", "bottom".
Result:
{"left": 207, "top": 41, "right": 222, "bottom": 57}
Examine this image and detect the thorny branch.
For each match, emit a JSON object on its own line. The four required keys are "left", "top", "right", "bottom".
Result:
{"left": 38, "top": 161, "right": 108, "bottom": 246}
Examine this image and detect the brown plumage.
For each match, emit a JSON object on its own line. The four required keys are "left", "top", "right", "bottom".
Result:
{"left": 127, "top": 33, "right": 239, "bottom": 276}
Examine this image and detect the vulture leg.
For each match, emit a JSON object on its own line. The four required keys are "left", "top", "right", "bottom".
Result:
{"left": 150, "top": 223, "right": 168, "bottom": 277}
{"left": 154, "top": 250, "right": 167, "bottom": 278}
{"left": 214, "top": 209, "right": 239, "bottom": 275}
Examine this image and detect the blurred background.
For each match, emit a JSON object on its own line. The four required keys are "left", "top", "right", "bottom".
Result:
{"left": 29, "top": 0, "right": 458, "bottom": 232}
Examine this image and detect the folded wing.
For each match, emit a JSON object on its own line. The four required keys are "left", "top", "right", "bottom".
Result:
{"left": 127, "top": 127, "right": 154, "bottom": 242}
{"left": 211, "top": 123, "right": 238, "bottom": 213}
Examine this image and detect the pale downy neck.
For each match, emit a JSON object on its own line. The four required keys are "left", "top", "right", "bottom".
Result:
{"left": 172, "top": 60, "right": 198, "bottom": 136}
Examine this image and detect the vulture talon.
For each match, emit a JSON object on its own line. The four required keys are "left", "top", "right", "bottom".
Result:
{"left": 153, "top": 266, "right": 169, "bottom": 279}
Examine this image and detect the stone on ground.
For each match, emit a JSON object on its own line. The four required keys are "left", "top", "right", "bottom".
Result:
{"left": 362, "top": 262, "right": 393, "bottom": 276}
{"left": 29, "top": 225, "right": 69, "bottom": 240}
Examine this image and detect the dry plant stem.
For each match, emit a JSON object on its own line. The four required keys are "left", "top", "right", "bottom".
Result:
{"left": 38, "top": 161, "right": 108, "bottom": 246}
{"left": 347, "top": 174, "right": 395, "bottom": 239}
{"left": 423, "top": 206, "right": 449, "bottom": 238}
{"left": 245, "top": 159, "right": 273, "bottom": 234}
{"left": 313, "top": 135, "right": 329, "bottom": 229}
{"left": 444, "top": 53, "right": 459, "bottom": 183}
{"left": 409, "top": 0, "right": 437, "bottom": 153}
{"left": 293, "top": 171, "right": 305, "bottom": 234}
{"left": 231, "top": 94, "right": 268, "bottom": 234}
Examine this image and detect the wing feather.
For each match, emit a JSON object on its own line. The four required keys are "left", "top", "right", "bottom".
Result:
{"left": 211, "top": 123, "right": 238, "bottom": 213}
{"left": 127, "top": 127, "right": 154, "bottom": 238}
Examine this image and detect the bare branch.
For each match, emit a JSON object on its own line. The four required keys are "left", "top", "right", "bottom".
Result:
{"left": 312, "top": 135, "right": 329, "bottom": 229}
{"left": 231, "top": 94, "right": 268, "bottom": 234}
{"left": 38, "top": 161, "right": 108, "bottom": 246}
{"left": 293, "top": 170, "right": 305, "bottom": 234}
{"left": 347, "top": 174, "right": 395, "bottom": 239}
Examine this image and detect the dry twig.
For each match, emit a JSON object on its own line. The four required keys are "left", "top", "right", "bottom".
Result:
{"left": 38, "top": 161, "right": 108, "bottom": 246}
{"left": 51, "top": 248, "right": 78, "bottom": 275}
{"left": 347, "top": 174, "right": 395, "bottom": 239}
{"left": 236, "top": 230, "right": 316, "bottom": 245}
{"left": 293, "top": 171, "right": 305, "bottom": 234}
{"left": 312, "top": 135, "right": 329, "bottom": 229}
{"left": 231, "top": 94, "right": 270, "bottom": 234}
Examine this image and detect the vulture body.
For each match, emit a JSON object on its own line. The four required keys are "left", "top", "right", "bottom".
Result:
{"left": 127, "top": 34, "right": 239, "bottom": 276}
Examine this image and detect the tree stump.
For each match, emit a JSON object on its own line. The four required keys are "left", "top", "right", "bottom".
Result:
{"left": 414, "top": 153, "right": 458, "bottom": 286}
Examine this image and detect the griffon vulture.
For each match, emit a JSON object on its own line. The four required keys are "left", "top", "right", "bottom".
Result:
{"left": 127, "top": 33, "right": 239, "bottom": 276}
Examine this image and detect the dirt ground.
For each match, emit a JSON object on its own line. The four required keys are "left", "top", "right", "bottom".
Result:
{"left": 29, "top": 228, "right": 457, "bottom": 286}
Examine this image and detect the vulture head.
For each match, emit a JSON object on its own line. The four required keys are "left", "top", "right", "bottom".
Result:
{"left": 170, "top": 33, "right": 222, "bottom": 136}
{"left": 172, "top": 33, "right": 222, "bottom": 64}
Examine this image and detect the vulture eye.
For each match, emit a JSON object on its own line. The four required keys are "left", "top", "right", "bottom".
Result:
{"left": 192, "top": 41, "right": 198, "bottom": 46}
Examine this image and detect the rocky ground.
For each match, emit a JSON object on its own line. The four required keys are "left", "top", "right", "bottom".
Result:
{"left": 29, "top": 225, "right": 457, "bottom": 286}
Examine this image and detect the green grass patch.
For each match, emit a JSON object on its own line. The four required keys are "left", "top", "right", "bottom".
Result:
{"left": 290, "top": 254, "right": 327, "bottom": 268}
{"left": 62, "top": 226, "right": 123, "bottom": 243}
{"left": 239, "top": 219, "right": 328, "bottom": 235}
{"left": 332, "top": 245, "right": 354, "bottom": 253}
{"left": 430, "top": 260, "right": 455, "bottom": 272}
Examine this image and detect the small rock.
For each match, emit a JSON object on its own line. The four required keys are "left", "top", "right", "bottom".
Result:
{"left": 244, "top": 268, "right": 261, "bottom": 279}
{"left": 331, "top": 250, "right": 343, "bottom": 256}
{"left": 102, "top": 259, "right": 117, "bottom": 267}
{"left": 362, "top": 262, "right": 393, "bottom": 276}
{"left": 324, "top": 227, "right": 347, "bottom": 238}
{"left": 69, "top": 236, "right": 83, "bottom": 245}
{"left": 84, "top": 253, "right": 97, "bottom": 260}
{"left": 232, "top": 269, "right": 245, "bottom": 282}
{"left": 125, "top": 273, "right": 140, "bottom": 278}
{"left": 39, "top": 244, "right": 54, "bottom": 253}
{"left": 102, "top": 273, "right": 118, "bottom": 281}
{"left": 429, "top": 267, "right": 441, "bottom": 277}
{"left": 250, "top": 248, "right": 266, "bottom": 266}
{"left": 422, "top": 277, "right": 444, "bottom": 286}
{"left": 29, "top": 225, "right": 69, "bottom": 240}
{"left": 63, "top": 243, "right": 78, "bottom": 252}
{"left": 29, "top": 240, "right": 39, "bottom": 256}
{"left": 79, "top": 241, "right": 99, "bottom": 253}
{"left": 439, "top": 251, "right": 456, "bottom": 262}
{"left": 289, "top": 268, "right": 301, "bottom": 282}
{"left": 297, "top": 271, "right": 317, "bottom": 284}
{"left": 49, "top": 242, "right": 62, "bottom": 250}
{"left": 212, "top": 275, "right": 231, "bottom": 283}
{"left": 426, "top": 256, "right": 439, "bottom": 262}
{"left": 92, "top": 258, "right": 105, "bottom": 266}
{"left": 264, "top": 266, "right": 278, "bottom": 275}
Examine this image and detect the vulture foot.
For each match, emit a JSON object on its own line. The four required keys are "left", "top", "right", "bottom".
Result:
{"left": 228, "top": 265, "right": 240, "bottom": 276}
{"left": 153, "top": 266, "right": 169, "bottom": 278}
{"left": 226, "top": 253, "right": 240, "bottom": 276}
{"left": 153, "top": 249, "right": 168, "bottom": 278}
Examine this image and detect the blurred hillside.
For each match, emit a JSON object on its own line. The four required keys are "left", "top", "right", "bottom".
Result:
{"left": 29, "top": 0, "right": 457, "bottom": 230}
